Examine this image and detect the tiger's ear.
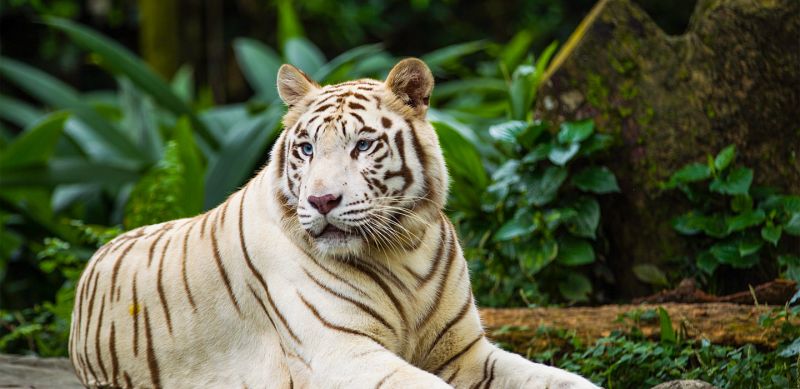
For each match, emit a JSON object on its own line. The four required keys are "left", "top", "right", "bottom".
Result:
{"left": 277, "top": 64, "right": 320, "bottom": 106}
{"left": 385, "top": 58, "right": 434, "bottom": 117}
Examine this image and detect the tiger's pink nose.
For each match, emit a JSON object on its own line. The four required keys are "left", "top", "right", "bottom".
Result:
{"left": 307, "top": 194, "right": 342, "bottom": 215}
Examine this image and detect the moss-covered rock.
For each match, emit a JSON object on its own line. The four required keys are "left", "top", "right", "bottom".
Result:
{"left": 535, "top": 0, "right": 800, "bottom": 297}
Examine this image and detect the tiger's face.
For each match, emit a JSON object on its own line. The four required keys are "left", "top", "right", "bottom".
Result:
{"left": 272, "top": 59, "right": 448, "bottom": 258}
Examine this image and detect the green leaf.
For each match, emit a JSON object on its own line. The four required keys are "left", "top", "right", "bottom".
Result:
{"left": 234, "top": 38, "right": 282, "bottom": 102}
{"left": 0, "top": 159, "right": 139, "bottom": 187}
{"left": 579, "top": 133, "right": 615, "bottom": 156}
{"left": 556, "top": 236, "right": 595, "bottom": 266}
{"left": 709, "top": 242, "right": 740, "bottom": 264}
{"left": 521, "top": 143, "right": 551, "bottom": 164}
{"left": 725, "top": 209, "right": 765, "bottom": 232}
{"left": 204, "top": 106, "right": 283, "bottom": 208}
{"left": 710, "top": 241, "right": 759, "bottom": 268}
{"left": 44, "top": 17, "right": 218, "bottom": 150}
{"left": 421, "top": 40, "right": 486, "bottom": 75}
{"left": 508, "top": 64, "right": 536, "bottom": 121}
{"left": 730, "top": 194, "right": 753, "bottom": 213}
{"left": 488, "top": 120, "right": 529, "bottom": 143}
{"left": 666, "top": 163, "right": 711, "bottom": 187}
{"left": 170, "top": 65, "right": 194, "bottom": 104}
{"left": 284, "top": 37, "right": 325, "bottom": 76}
{"left": 714, "top": 144, "right": 736, "bottom": 171}
{"left": 500, "top": 30, "right": 534, "bottom": 72}
{"left": 494, "top": 213, "right": 535, "bottom": 242}
{"left": 571, "top": 166, "right": 621, "bottom": 194}
{"left": 313, "top": 44, "right": 384, "bottom": 82}
{"left": 779, "top": 338, "right": 800, "bottom": 358}
{"left": 737, "top": 236, "right": 763, "bottom": 257}
{"left": 519, "top": 239, "right": 558, "bottom": 275}
{"left": 0, "top": 57, "right": 143, "bottom": 161}
{"left": 124, "top": 141, "right": 189, "bottom": 229}
{"left": 517, "top": 122, "right": 547, "bottom": 149}
{"left": 780, "top": 195, "right": 800, "bottom": 213}
{"left": 433, "top": 121, "right": 488, "bottom": 191}
{"left": 696, "top": 251, "right": 719, "bottom": 275}
{"left": 174, "top": 117, "right": 206, "bottom": 215}
{"left": 565, "top": 197, "right": 600, "bottom": 239}
{"left": 434, "top": 78, "right": 507, "bottom": 100}
{"left": 633, "top": 264, "right": 669, "bottom": 286}
{"left": 558, "top": 273, "right": 592, "bottom": 302}
{"left": 276, "top": 0, "right": 304, "bottom": 47}
{"left": 779, "top": 255, "right": 800, "bottom": 283}
{"left": 672, "top": 212, "right": 705, "bottom": 235}
{"left": 709, "top": 167, "right": 753, "bottom": 195}
{"left": 544, "top": 208, "right": 577, "bottom": 231}
{"left": 525, "top": 166, "right": 567, "bottom": 206}
{"left": 658, "top": 307, "right": 676, "bottom": 344}
{"left": 761, "top": 225, "right": 782, "bottom": 246}
{"left": 547, "top": 143, "right": 580, "bottom": 166}
{"left": 557, "top": 119, "right": 594, "bottom": 144}
{"left": 0, "top": 94, "right": 43, "bottom": 128}
{"left": 0, "top": 112, "right": 68, "bottom": 169}
{"left": 118, "top": 78, "right": 162, "bottom": 163}
{"left": 785, "top": 212, "right": 800, "bottom": 236}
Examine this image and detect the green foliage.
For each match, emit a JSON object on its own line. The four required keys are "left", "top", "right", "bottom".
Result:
{"left": 0, "top": 221, "right": 120, "bottom": 356}
{"left": 441, "top": 48, "right": 620, "bottom": 305}
{"left": 662, "top": 145, "right": 800, "bottom": 284}
{"left": 526, "top": 306, "right": 800, "bottom": 389}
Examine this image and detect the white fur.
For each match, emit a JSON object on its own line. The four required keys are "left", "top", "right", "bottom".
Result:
{"left": 69, "top": 61, "right": 599, "bottom": 389}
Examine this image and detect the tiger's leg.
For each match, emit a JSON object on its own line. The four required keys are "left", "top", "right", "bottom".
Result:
{"left": 307, "top": 340, "right": 452, "bottom": 389}
{"left": 441, "top": 338, "right": 600, "bottom": 389}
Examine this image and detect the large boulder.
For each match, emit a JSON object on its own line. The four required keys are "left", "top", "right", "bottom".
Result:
{"left": 535, "top": 0, "right": 800, "bottom": 297}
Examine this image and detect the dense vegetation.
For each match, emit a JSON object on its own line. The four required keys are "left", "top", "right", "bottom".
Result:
{"left": 1, "top": 2, "right": 798, "bottom": 388}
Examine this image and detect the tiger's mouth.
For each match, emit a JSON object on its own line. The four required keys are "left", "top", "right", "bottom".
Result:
{"left": 314, "top": 223, "right": 358, "bottom": 240}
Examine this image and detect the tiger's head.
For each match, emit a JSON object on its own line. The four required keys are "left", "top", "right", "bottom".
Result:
{"left": 270, "top": 58, "right": 448, "bottom": 258}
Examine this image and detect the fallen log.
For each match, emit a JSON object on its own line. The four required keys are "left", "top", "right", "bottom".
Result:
{"left": 479, "top": 303, "right": 796, "bottom": 356}
{"left": 632, "top": 279, "right": 797, "bottom": 305}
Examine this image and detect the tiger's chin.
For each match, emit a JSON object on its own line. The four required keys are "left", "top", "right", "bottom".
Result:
{"left": 311, "top": 224, "right": 365, "bottom": 256}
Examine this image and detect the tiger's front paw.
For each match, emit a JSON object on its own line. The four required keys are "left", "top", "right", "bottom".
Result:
{"left": 523, "top": 372, "right": 600, "bottom": 389}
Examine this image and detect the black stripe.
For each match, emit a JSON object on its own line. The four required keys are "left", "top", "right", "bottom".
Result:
{"left": 143, "top": 306, "right": 162, "bottom": 389}
{"left": 238, "top": 186, "right": 301, "bottom": 343}
{"left": 147, "top": 229, "right": 167, "bottom": 267}
{"left": 131, "top": 273, "right": 139, "bottom": 357}
{"left": 210, "top": 220, "right": 243, "bottom": 315}
{"left": 109, "top": 321, "right": 119, "bottom": 387}
{"left": 303, "top": 267, "right": 396, "bottom": 335}
{"left": 416, "top": 224, "right": 458, "bottom": 329}
{"left": 433, "top": 334, "right": 483, "bottom": 375}
{"left": 181, "top": 223, "right": 198, "bottom": 311}
{"left": 94, "top": 293, "right": 108, "bottom": 382}
{"left": 344, "top": 259, "right": 407, "bottom": 324}
{"left": 375, "top": 368, "right": 400, "bottom": 388}
{"left": 111, "top": 241, "right": 136, "bottom": 301}
{"left": 424, "top": 292, "right": 473, "bottom": 362}
{"left": 156, "top": 237, "right": 174, "bottom": 334}
{"left": 298, "top": 292, "right": 386, "bottom": 348}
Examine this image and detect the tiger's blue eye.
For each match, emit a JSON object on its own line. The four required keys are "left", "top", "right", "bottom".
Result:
{"left": 356, "top": 140, "right": 372, "bottom": 152}
{"left": 300, "top": 143, "right": 314, "bottom": 156}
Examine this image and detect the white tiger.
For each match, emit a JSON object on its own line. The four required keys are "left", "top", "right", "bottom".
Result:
{"left": 69, "top": 58, "right": 599, "bottom": 388}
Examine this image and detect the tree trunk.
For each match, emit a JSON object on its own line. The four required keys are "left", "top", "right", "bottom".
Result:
{"left": 138, "top": 0, "right": 180, "bottom": 79}
{"left": 534, "top": 0, "right": 800, "bottom": 298}
{"left": 480, "top": 303, "right": 796, "bottom": 356}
